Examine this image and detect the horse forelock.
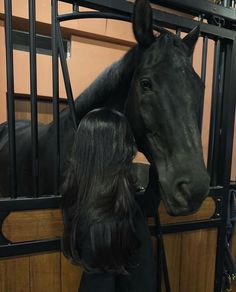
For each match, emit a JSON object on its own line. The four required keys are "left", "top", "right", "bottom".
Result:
{"left": 135, "top": 33, "right": 193, "bottom": 75}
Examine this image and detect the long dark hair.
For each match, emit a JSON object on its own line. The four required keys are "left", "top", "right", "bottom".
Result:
{"left": 61, "top": 108, "right": 140, "bottom": 274}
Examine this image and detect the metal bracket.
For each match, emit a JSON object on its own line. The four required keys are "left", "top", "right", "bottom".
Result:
{"left": 209, "top": 15, "right": 226, "bottom": 27}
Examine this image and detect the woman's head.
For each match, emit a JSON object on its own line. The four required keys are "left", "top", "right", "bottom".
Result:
{"left": 62, "top": 108, "right": 139, "bottom": 274}
{"left": 73, "top": 108, "right": 137, "bottom": 191}
{"left": 72, "top": 108, "right": 137, "bottom": 210}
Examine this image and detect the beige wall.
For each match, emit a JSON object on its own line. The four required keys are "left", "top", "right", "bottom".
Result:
{"left": 0, "top": 0, "right": 134, "bottom": 125}
{"left": 11, "top": 36, "right": 130, "bottom": 100}
{"left": 0, "top": 16, "right": 133, "bottom": 125}
{"left": 0, "top": 0, "right": 135, "bottom": 43}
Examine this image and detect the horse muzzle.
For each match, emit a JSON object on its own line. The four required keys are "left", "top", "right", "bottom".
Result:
{"left": 158, "top": 169, "right": 210, "bottom": 216}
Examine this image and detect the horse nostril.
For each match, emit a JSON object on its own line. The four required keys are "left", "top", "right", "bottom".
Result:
{"left": 176, "top": 181, "right": 191, "bottom": 197}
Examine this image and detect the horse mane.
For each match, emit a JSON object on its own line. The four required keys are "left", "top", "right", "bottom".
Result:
{"left": 60, "top": 45, "right": 139, "bottom": 122}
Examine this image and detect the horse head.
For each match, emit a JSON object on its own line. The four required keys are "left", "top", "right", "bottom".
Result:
{"left": 126, "top": 0, "right": 210, "bottom": 216}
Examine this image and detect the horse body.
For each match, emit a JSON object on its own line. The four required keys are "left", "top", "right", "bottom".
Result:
{"left": 0, "top": 0, "right": 209, "bottom": 216}
{"left": 0, "top": 45, "right": 138, "bottom": 196}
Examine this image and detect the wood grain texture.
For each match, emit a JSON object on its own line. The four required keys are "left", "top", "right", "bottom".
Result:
{"left": 159, "top": 197, "right": 215, "bottom": 224}
{"left": 29, "top": 252, "right": 61, "bottom": 292}
{"left": 0, "top": 256, "right": 30, "bottom": 292}
{"left": 231, "top": 224, "right": 236, "bottom": 292}
{"left": 180, "top": 228, "right": 217, "bottom": 292}
{"left": 0, "top": 228, "right": 219, "bottom": 292}
{"left": 162, "top": 234, "right": 182, "bottom": 292}
{"left": 61, "top": 253, "right": 83, "bottom": 292}
{"left": 15, "top": 99, "right": 66, "bottom": 125}
{"left": 2, "top": 197, "right": 215, "bottom": 243}
{"left": 2, "top": 209, "right": 63, "bottom": 242}
{"left": 148, "top": 197, "right": 215, "bottom": 227}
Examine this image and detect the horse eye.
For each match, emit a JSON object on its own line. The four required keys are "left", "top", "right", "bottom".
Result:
{"left": 140, "top": 78, "right": 152, "bottom": 91}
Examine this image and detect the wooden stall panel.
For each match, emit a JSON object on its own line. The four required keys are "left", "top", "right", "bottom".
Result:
{"left": 0, "top": 256, "right": 30, "bottom": 292}
{"left": 162, "top": 234, "right": 182, "bottom": 292}
{"left": 61, "top": 253, "right": 83, "bottom": 292}
{"left": 231, "top": 218, "right": 236, "bottom": 292}
{"left": 180, "top": 228, "right": 217, "bottom": 292}
{"left": 14, "top": 99, "right": 67, "bottom": 124}
{"left": 159, "top": 197, "right": 215, "bottom": 224}
{"left": 30, "top": 252, "right": 61, "bottom": 292}
{"left": 148, "top": 197, "right": 215, "bottom": 227}
{"left": 2, "top": 209, "right": 63, "bottom": 242}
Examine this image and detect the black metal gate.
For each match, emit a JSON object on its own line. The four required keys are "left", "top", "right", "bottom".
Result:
{"left": 0, "top": 1, "right": 235, "bottom": 291}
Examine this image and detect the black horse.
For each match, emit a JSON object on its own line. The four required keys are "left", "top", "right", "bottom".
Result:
{"left": 0, "top": 0, "right": 209, "bottom": 216}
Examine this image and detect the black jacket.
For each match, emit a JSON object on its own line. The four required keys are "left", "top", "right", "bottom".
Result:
{"left": 78, "top": 205, "right": 157, "bottom": 292}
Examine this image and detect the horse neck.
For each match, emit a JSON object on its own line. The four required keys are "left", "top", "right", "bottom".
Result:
{"left": 58, "top": 45, "right": 139, "bottom": 137}
{"left": 54, "top": 45, "right": 139, "bottom": 168}
{"left": 73, "top": 45, "right": 138, "bottom": 118}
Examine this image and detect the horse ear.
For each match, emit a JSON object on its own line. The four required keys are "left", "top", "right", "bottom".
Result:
{"left": 133, "top": 0, "right": 155, "bottom": 48}
{"left": 182, "top": 26, "right": 200, "bottom": 56}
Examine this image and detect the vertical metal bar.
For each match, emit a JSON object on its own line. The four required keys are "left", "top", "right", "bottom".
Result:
{"left": 156, "top": 238, "right": 162, "bottom": 292}
{"left": 201, "top": 36, "right": 208, "bottom": 83}
{"left": 4, "top": 0, "right": 17, "bottom": 198}
{"left": 218, "top": 43, "right": 235, "bottom": 186}
{"left": 156, "top": 211, "right": 171, "bottom": 292}
{"left": 176, "top": 27, "right": 181, "bottom": 37}
{"left": 73, "top": 3, "right": 79, "bottom": 12}
{"left": 207, "top": 39, "right": 221, "bottom": 185}
{"left": 223, "top": 0, "right": 231, "bottom": 6}
{"left": 52, "top": 0, "right": 60, "bottom": 195}
{"left": 198, "top": 36, "right": 208, "bottom": 131}
{"left": 215, "top": 47, "right": 226, "bottom": 181}
{"left": 214, "top": 38, "right": 236, "bottom": 292}
{"left": 29, "top": 0, "right": 39, "bottom": 197}
{"left": 56, "top": 23, "right": 77, "bottom": 129}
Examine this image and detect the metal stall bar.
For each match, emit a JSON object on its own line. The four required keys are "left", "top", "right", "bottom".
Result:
{"left": 176, "top": 27, "right": 181, "bottom": 37}
{"left": 0, "top": 239, "right": 60, "bottom": 258}
{"left": 56, "top": 22, "right": 77, "bottom": 129}
{"left": 61, "top": 0, "right": 235, "bottom": 40}
{"left": 29, "top": 0, "right": 39, "bottom": 197}
{"left": 151, "top": 0, "right": 236, "bottom": 23}
{"left": 216, "top": 45, "right": 226, "bottom": 177}
{"left": 57, "top": 11, "right": 131, "bottom": 22}
{"left": 73, "top": 3, "right": 79, "bottom": 12}
{"left": 4, "top": 0, "right": 17, "bottom": 198}
{"left": 214, "top": 36, "right": 236, "bottom": 292}
{"left": 52, "top": 0, "right": 60, "bottom": 195}
{"left": 222, "top": 0, "right": 231, "bottom": 7}
{"left": 207, "top": 39, "right": 221, "bottom": 186}
{"left": 213, "top": 44, "right": 226, "bottom": 183}
{"left": 198, "top": 36, "right": 208, "bottom": 131}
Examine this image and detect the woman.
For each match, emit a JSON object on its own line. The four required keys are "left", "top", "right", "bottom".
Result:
{"left": 61, "top": 108, "right": 156, "bottom": 292}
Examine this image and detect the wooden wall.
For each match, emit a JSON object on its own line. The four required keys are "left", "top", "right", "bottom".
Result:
{"left": 0, "top": 251, "right": 83, "bottom": 292}
{"left": 232, "top": 228, "right": 236, "bottom": 292}
{"left": 0, "top": 198, "right": 226, "bottom": 292}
